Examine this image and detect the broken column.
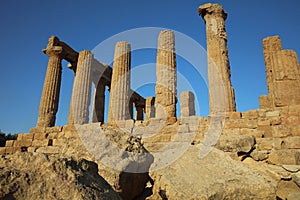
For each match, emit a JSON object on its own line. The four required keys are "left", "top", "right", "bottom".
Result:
{"left": 261, "top": 36, "right": 300, "bottom": 108}
{"left": 108, "top": 42, "right": 131, "bottom": 124}
{"left": 37, "top": 37, "right": 63, "bottom": 128}
{"left": 180, "top": 91, "right": 195, "bottom": 117}
{"left": 198, "top": 3, "right": 236, "bottom": 114}
{"left": 155, "top": 30, "right": 177, "bottom": 121}
{"left": 69, "top": 50, "right": 93, "bottom": 124}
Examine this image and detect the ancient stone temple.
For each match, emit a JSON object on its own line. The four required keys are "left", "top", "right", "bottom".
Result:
{"left": 260, "top": 36, "right": 300, "bottom": 109}
{"left": 198, "top": 3, "right": 236, "bottom": 114}
{"left": 155, "top": 30, "right": 177, "bottom": 121}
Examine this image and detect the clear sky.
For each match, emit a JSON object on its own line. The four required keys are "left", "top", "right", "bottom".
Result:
{"left": 0, "top": 0, "right": 300, "bottom": 134}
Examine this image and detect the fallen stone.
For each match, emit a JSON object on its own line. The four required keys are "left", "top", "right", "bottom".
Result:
{"left": 282, "top": 165, "right": 300, "bottom": 173}
{"left": 215, "top": 135, "right": 255, "bottom": 153}
{"left": 268, "top": 149, "right": 300, "bottom": 165}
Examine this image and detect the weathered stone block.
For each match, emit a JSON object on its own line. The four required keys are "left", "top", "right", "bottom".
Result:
{"left": 52, "top": 139, "right": 67, "bottom": 146}
{"left": 266, "top": 110, "right": 280, "bottom": 117}
{"left": 215, "top": 135, "right": 255, "bottom": 153}
{"left": 5, "top": 147, "right": 21, "bottom": 154}
{"left": 256, "top": 138, "right": 273, "bottom": 151}
{"left": 227, "top": 112, "right": 241, "bottom": 119}
{"left": 242, "top": 110, "right": 258, "bottom": 119}
{"left": 282, "top": 136, "right": 300, "bottom": 149}
{"left": 269, "top": 116, "right": 281, "bottom": 125}
{"left": 224, "top": 119, "right": 258, "bottom": 129}
{"left": 32, "top": 139, "right": 49, "bottom": 147}
{"left": 34, "top": 133, "right": 48, "bottom": 140}
{"left": 0, "top": 147, "right": 6, "bottom": 155}
{"left": 14, "top": 139, "right": 32, "bottom": 147}
{"left": 250, "top": 149, "right": 269, "bottom": 161}
{"left": 5, "top": 140, "right": 15, "bottom": 147}
{"left": 240, "top": 128, "right": 264, "bottom": 138}
{"left": 47, "top": 132, "right": 58, "bottom": 139}
{"left": 29, "top": 127, "right": 46, "bottom": 134}
{"left": 268, "top": 149, "right": 300, "bottom": 165}
{"left": 273, "top": 138, "right": 285, "bottom": 150}
{"left": 291, "top": 124, "right": 300, "bottom": 136}
{"left": 259, "top": 95, "right": 272, "bottom": 109}
{"left": 257, "top": 119, "right": 270, "bottom": 126}
{"left": 257, "top": 125, "right": 273, "bottom": 138}
{"left": 27, "top": 147, "right": 37, "bottom": 153}
{"left": 46, "top": 126, "right": 63, "bottom": 133}
{"left": 36, "top": 146, "right": 60, "bottom": 154}
{"left": 272, "top": 125, "right": 291, "bottom": 138}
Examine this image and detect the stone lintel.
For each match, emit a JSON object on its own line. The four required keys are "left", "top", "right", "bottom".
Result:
{"left": 198, "top": 3, "right": 227, "bottom": 20}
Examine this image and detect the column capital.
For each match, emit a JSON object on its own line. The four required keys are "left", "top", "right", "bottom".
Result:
{"left": 198, "top": 3, "right": 227, "bottom": 21}
{"left": 43, "top": 46, "right": 64, "bottom": 57}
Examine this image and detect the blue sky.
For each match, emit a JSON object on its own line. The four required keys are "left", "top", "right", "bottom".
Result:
{"left": 0, "top": 0, "right": 300, "bottom": 134}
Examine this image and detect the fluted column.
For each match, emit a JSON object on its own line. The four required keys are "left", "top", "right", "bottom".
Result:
{"left": 262, "top": 36, "right": 300, "bottom": 107}
{"left": 198, "top": 3, "right": 236, "bottom": 114}
{"left": 180, "top": 91, "right": 195, "bottom": 117}
{"left": 155, "top": 30, "right": 177, "bottom": 120}
{"left": 92, "top": 78, "right": 106, "bottom": 123}
{"left": 68, "top": 50, "right": 93, "bottom": 124}
{"left": 108, "top": 42, "right": 131, "bottom": 123}
{"left": 37, "top": 46, "right": 63, "bottom": 128}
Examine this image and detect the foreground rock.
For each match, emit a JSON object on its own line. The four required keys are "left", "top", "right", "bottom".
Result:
{"left": 149, "top": 144, "right": 277, "bottom": 200}
{"left": 0, "top": 152, "right": 121, "bottom": 200}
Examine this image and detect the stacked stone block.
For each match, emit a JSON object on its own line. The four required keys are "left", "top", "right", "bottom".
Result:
{"left": 180, "top": 91, "right": 196, "bottom": 117}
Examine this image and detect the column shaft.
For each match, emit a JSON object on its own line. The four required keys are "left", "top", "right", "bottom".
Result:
{"left": 92, "top": 79, "right": 106, "bottom": 123}
{"left": 199, "top": 3, "right": 236, "bottom": 114}
{"left": 155, "top": 30, "right": 177, "bottom": 119}
{"left": 108, "top": 42, "right": 131, "bottom": 123}
{"left": 37, "top": 47, "right": 63, "bottom": 127}
{"left": 180, "top": 91, "right": 195, "bottom": 117}
{"left": 69, "top": 50, "right": 93, "bottom": 124}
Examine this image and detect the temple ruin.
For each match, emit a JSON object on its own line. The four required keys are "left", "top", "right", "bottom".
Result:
{"left": 1, "top": 3, "right": 300, "bottom": 199}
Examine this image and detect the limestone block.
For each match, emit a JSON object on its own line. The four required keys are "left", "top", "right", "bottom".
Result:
{"left": 32, "top": 139, "right": 49, "bottom": 147}
{"left": 256, "top": 138, "right": 273, "bottom": 151}
{"left": 287, "top": 192, "right": 300, "bottom": 200}
{"left": 250, "top": 149, "right": 269, "bottom": 161}
{"left": 281, "top": 165, "right": 300, "bottom": 173}
{"left": 5, "top": 140, "right": 15, "bottom": 147}
{"left": 291, "top": 124, "right": 300, "bottom": 136}
{"left": 282, "top": 115, "right": 300, "bottom": 126}
{"left": 240, "top": 128, "right": 264, "bottom": 138}
{"left": 276, "top": 180, "right": 300, "bottom": 200}
{"left": 33, "top": 133, "right": 48, "bottom": 140}
{"left": 226, "top": 112, "right": 241, "bottom": 119}
{"left": 29, "top": 127, "right": 46, "bottom": 134}
{"left": 282, "top": 136, "right": 300, "bottom": 149}
{"left": 269, "top": 116, "right": 281, "bottom": 125}
{"left": 266, "top": 110, "right": 280, "bottom": 117}
{"left": 5, "top": 147, "right": 21, "bottom": 154}
{"left": 257, "top": 119, "right": 270, "bottom": 126}
{"left": 268, "top": 149, "right": 300, "bottom": 165}
{"left": 27, "top": 147, "right": 37, "bottom": 153}
{"left": 272, "top": 125, "right": 292, "bottom": 138}
{"left": 0, "top": 147, "right": 6, "bottom": 155}
{"left": 242, "top": 110, "right": 258, "bottom": 120}
{"left": 47, "top": 132, "right": 58, "bottom": 139}
{"left": 259, "top": 95, "right": 272, "bottom": 109}
{"left": 52, "top": 139, "right": 67, "bottom": 146}
{"left": 46, "top": 126, "right": 63, "bottom": 133}
{"left": 224, "top": 119, "right": 258, "bottom": 129}
{"left": 296, "top": 152, "right": 300, "bottom": 165}
{"left": 273, "top": 138, "right": 285, "bottom": 150}
{"left": 257, "top": 125, "right": 273, "bottom": 138}
{"left": 14, "top": 139, "right": 32, "bottom": 147}
{"left": 215, "top": 135, "right": 255, "bottom": 153}
{"left": 36, "top": 146, "right": 60, "bottom": 154}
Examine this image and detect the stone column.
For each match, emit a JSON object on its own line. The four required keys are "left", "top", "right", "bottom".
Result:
{"left": 145, "top": 97, "right": 155, "bottom": 120}
{"left": 198, "top": 3, "right": 236, "bottom": 114}
{"left": 262, "top": 36, "right": 300, "bottom": 107}
{"left": 69, "top": 50, "right": 93, "bottom": 124}
{"left": 135, "top": 105, "right": 144, "bottom": 121}
{"left": 37, "top": 46, "right": 63, "bottom": 128}
{"left": 92, "top": 78, "right": 106, "bottom": 123}
{"left": 108, "top": 42, "right": 131, "bottom": 124}
{"left": 180, "top": 91, "right": 195, "bottom": 117}
{"left": 155, "top": 30, "right": 177, "bottom": 120}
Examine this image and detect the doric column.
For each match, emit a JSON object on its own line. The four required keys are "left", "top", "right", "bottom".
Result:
{"left": 198, "top": 3, "right": 236, "bottom": 114}
{"left": 155, "top": 30, "right": 177, "bottom": 120}
{"left": 37, "top": 46, "right": 63, "bottom": 128}
{"left": 262, "top": 36, "right": 300, "bottom": 107}
{"left": 145, "top": 97, "right": 155, "bottom": 120}
{"left": 108, "top": 42, "right": 131, "bottom": 123}
{"left": 68, "top": 50, "right": 93, "bottom": 124}
{"left": 135, "top": 105, "right": 144, "bottom": 121}
{"left": 92, "top": 78, "right": 106, "bottom": 123}
{"left": 180, "top": 91, "right": 195, "bottom": 117}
